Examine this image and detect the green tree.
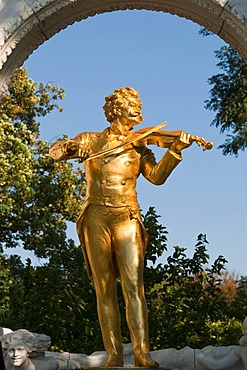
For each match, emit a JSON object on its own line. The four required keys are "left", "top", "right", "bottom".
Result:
{"left": 201, "top": 29, "right": 247, "bottom": 155}
{"left": 0, "top": 68, "right": 98, "bottom": 353}
{"left": 0, "top": 252, "right": 26, "bottom": 329}
{"left": 230, "top": 276, "right": 247, "bottom": 321}
{"left": 0, "top": 68, "right": 86, "bottom": 258}
{"left": 145, "top": 232, "right": 242, "bottom": 349}
{"left": 0, "top": 248, "right": 13, "bottom": 319}
{"left": 0, "top": 244, "right": 101, "bottom": 353}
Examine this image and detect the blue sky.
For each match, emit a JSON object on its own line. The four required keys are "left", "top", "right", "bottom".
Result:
{"left": 18, "top": 10, "right": 247, "bottom": 275}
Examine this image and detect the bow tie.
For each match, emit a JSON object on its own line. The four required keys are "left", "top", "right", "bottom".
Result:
{"left": 108, "top": 133, "right": 129, "bottom": 142}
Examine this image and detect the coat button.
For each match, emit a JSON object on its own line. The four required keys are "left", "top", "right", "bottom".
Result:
{"left": 102, "top": 179, "right": 106, "bottom": 184}
{"left": 121, "top": 180, "right": 126, "bottom": 185}
{"left": 125, "top": 161, "right": 130, "bottom": 166}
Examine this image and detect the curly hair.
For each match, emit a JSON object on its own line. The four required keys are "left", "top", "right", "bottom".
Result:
{"left": 103, "top": 87, "right": 142, "bottom": 122}
{"left": 1, "top": 329, "right": 51, "bottom": 355}
{"left": 1, "top": 330, "right": 37, "bottom": 354}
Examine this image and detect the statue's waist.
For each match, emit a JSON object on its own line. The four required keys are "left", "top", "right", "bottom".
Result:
{"left": 88, "top": 191, "right": 138, "bottom": 207}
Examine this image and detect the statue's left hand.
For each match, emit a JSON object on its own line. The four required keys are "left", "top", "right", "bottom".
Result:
{"left": 169, "top": 132, "right": 193, "bottom": 154}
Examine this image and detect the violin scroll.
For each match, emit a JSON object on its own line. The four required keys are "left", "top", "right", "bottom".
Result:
{"left": 191, "top": 135, "right": 213, "bottom": 151}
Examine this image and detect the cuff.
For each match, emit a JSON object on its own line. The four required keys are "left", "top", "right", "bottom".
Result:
{"left": 168, "top": 149, "right": 182, "bottom": 161}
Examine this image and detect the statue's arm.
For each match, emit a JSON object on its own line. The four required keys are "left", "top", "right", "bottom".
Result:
{"left": 49, "top": 132, "right": 92, "bottom": 161}
{"left": 141, "top": 148, "right": 181, "bottom": 185}
{"left": 141, "top": 132, "right": 192, "bottom": 185}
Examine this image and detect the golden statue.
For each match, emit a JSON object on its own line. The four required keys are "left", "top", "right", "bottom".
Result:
{"left": 49, "top": 87, "right": 212, "bottom": 368}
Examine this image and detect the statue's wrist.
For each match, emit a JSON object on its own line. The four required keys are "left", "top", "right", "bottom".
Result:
{"left": 171, "top": 148, "right": 181, "bottom": 154}
{"left": 169, "top": 143, "right": 182, "bottom": 155}
{"left": 168, "top": 149, "right": 182, "bottom": 160}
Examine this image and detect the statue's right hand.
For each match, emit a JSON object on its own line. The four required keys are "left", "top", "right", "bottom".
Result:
{"left": 62, "top": 139, "right": 92, "bottom": 160}
{"left": 63, "top": 140, "right": 79, "bottom": 155}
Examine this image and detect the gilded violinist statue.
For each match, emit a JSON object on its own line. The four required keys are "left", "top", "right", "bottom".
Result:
{"left": 49, "top": 87, "right": 212, "bottom": 368}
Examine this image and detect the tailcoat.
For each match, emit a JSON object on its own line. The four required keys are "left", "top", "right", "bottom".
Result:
{"left": 49, "top": 127, "right": 182, "bottom": 360}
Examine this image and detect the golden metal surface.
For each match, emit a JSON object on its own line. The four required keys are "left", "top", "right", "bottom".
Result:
{"left": 49, "top": 87, "right": 213, "bottom": 368}
{"left": 84, "top": 121, "right": 167, "bottom": 162}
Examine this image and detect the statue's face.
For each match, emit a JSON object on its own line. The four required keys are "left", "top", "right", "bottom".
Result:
{"left": 124, "top": 98, "right": 142, "bottom": 124}
{"left": 8, "top": 340, "right": 29, "bottom": 367}
{"left": 116, "top": 98, "right": 143, "bottom": 131}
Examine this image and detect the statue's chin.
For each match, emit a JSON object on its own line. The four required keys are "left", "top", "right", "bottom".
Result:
{"left": 11, "top": 358, "right": 27, "bottom": 366}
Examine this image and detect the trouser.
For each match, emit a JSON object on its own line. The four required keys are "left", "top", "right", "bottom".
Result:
{"left": 82, "top": 204, "right": 150, "bottom": 359}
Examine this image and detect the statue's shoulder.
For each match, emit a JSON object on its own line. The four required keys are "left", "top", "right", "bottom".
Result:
{"left": 74, "top": 128, "right": 109, "bottom": 142}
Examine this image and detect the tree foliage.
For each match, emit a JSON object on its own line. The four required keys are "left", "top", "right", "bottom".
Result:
{"left": 203, "top": 41, "right": 247, "bottom": 155}
{"left": 0, "top": 247, "right": 13, "bottom": 318}
{"left": 0, "top": 68, "right": 86, "bottom": 258}
{"left": 0, "top": 68, "right": 96, "bottom": 352}
{"left": 148, "top": 235, "right": 232, "bottom": 349}
{"left": 0, "top": 245, "right": 101, "bottom": 353}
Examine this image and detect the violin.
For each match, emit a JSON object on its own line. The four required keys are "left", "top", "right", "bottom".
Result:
{"left": 131, "top": 123, "right": 213, "bottom": 151}
{"left": 84, "top": 121, "right": 213, "bottom": 162}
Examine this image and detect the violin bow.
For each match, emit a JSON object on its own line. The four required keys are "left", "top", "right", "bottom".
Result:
{"left": 82, "top": 121, "right": 213, "bottom": 162}
{"left": 83, "top": 121, "right": 167, "bottom": 162}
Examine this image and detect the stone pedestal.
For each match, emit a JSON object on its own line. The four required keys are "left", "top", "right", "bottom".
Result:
{"left": 85, "top": 368, "right": 172, "bottom": 370}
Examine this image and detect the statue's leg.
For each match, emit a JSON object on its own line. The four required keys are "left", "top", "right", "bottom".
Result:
{"left": 82, "top": 206, "right": 123, "bottom": 366}
{"left": 111, "top": 212, "right": 159, "bottom": 368}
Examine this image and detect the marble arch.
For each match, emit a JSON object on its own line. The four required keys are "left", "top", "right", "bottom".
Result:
{"left": 0, "top": 0, "right": 246, "bottom": 93}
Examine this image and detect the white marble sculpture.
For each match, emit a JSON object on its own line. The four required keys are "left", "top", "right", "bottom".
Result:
{"left": 0, "top": 329, "right": 76, "bottom": 370}
{"left": 1, "top": 320, "right": 247, "bottom": 370}
{"left": 0, "top": 327, "right": 13, "bottom": 336}
{"left": 45, "top": 344, "right": 247, "bottom": 370}
{"left": 228, "top": 0, "right": 247, "bottom": 20}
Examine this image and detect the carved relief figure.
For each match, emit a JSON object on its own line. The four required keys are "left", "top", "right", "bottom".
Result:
{"left": 1, "top": 330, "right": 59, "bottom": 370}
{"left": 2, "top": 322, "right": 247, "bottom": 370}
{"left": 228, "top": 0, "right": 247, "bottom": 20}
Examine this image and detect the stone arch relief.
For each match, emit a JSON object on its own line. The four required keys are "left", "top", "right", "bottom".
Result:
{"left": 0, "top": 0, "right": 246, "bottom": 93}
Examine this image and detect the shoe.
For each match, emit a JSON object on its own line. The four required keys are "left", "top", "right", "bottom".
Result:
{"left": 134, "top": 353, "right": 159, "bottom": 368}
{"left": 102, "top": 355, "right": 124, "bottom": 367}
